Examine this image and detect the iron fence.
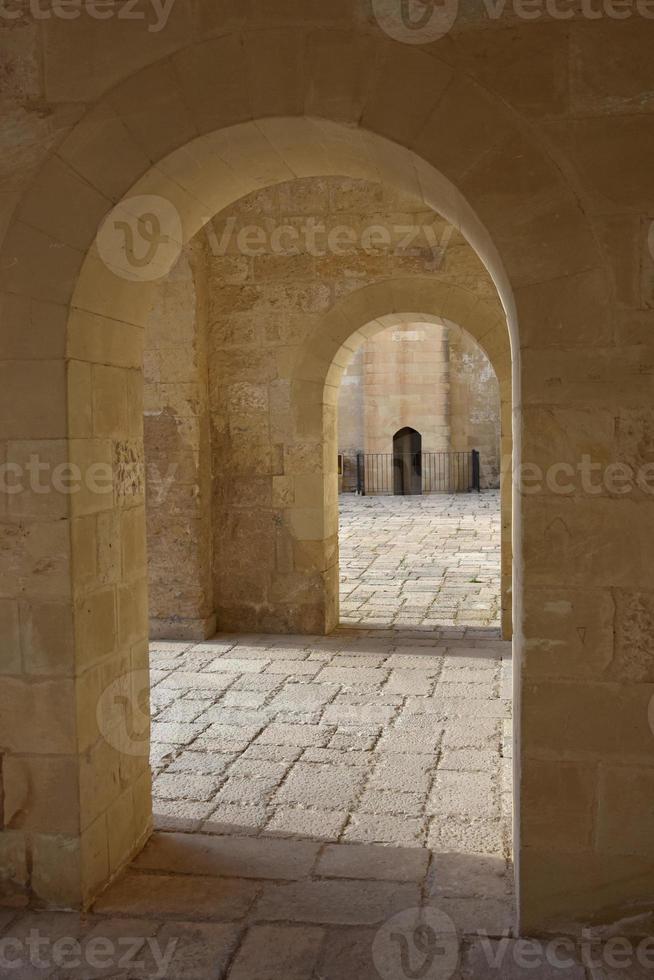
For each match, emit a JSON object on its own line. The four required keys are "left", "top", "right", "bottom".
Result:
{"left": 353, "top": 450, "right": 480, "bottom": 495}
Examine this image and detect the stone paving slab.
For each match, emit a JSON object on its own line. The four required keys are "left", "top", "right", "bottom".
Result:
{"left": 339, "top": 492, "right": 501, "bottom": 631}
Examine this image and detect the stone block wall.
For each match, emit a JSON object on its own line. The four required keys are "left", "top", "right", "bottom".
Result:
{"left": 337, "top": 318, "right": 501, "bottom": 490}
{"left": 144, "top": 241, "right": 215, "bottom": 640}
{"left": 448, "top": 321, "right": 501, "bottom": 489}
{"left": 197, "top": 177, "right": 501, "bottom": 633}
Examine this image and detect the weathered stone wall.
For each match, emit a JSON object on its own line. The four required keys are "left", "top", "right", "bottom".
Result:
{"left": 361, "top": 320, "right": 450, "bottom": 454}
{"left": 448, "top": 321, "right": 501, "bottom": 488}
{"left": 203, "top": 177, "right": 497, "bottom": 633}
{"left": 337, "top": 318, "right": 500, "bottom": 490}
{"left": 143, "top": 240, "right": 215, "bottom": 640}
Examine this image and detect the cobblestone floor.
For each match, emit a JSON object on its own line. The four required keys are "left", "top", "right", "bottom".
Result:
{"left": 6, "top": 494, "right": 602, "bottom": 979}
{"left": 339, "top": 492, "right": 501, "bottom": 630}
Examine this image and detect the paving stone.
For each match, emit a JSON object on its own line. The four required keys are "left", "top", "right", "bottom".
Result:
{"left": 301, "top": 747, "right": 371, "bottom": 767}
{"left": 220, "top": 690, "right": 269, "bottom": 708}
{"left": 252, "top": 879, "right": 421, "bottom": 925}
{"left": 334, "top": 655, "right": 390, "bottom": 670}
{"left": 264, "top": 807, "right": 348, "bottom": 840}
{"left": 255, "top": 724, "right": 330, "bottom": 748}
{"left": 93, "top": 871, "right": 258, "bottom": 920}
{"left": 54, "top": 917, "right": 161, "bottom": 980}
{"left": 317, "top": 664, "right": 390, "bottom": 686}
{"left": 150, "top": 742, "right": 178, "bottom": 768}
{"left": 328, "top": 726, "right": 381, "bottom": 751}
{"left": 151, "top": 721, "right": 209, "bottom": 746}
{"left": 231, "top": 674, "right": 284, "bottom": 692}
{"left": 264, "top": 661, "right": 321, "bottom": 677}
{"left": 314, "top": 927, "right": 387, "bottom": 980}
{"left": 322, "top": 703, "right": 396, "bottom": 725}
{"left": 266, "top": 683, "right": 334, "bottom": 712}
{"left": 376, "top": 727, "right": 442, "bottom": 755}
{"left": 385, "top": 669, "right": 437, "bottom": 695}
{"left": 166, "top": 751, "right": 237, "bottom": 775}
{"left": 154, "top": 773, "right": 224, "bottom": 802}
{"left": 153, "top": 799, "right": 218, "bottom": 832}
{"left": 242, "top": 744, "right": 303, "bottom": 764}
{"left": 427, "top": 771, "right": 499, "bottom": 821}
{"left": 428, "top": 818, "right": 506, "bottom": 856}
{"left": 201, "top": 724, "right": 263, "bottom": 750}
{"left": 227, "top": 924, "right": 324, "bottom": 980}
{"left": 442, "top": 718, "right": 501, "bottom": 750}
{"left": 215, "top": 774, "right": 283, "bottom": 805}
{"left": 358, "top": 789, "right": 426, "bottom": 816}
{"left": 386, "top": 653, "right": 444, "bottom": 670}
{"left": 200, "top": 707, "right": 276, "bottom": 728}
{"left": 368, "top": 754, "right": 435, "bottom": 793}
{"left": 154, "top": 700, "right": 212, "bottom": 723}
{"left": 273, "top": 764, "right": 365, "bottom": 808}
{"left": 134, "top": 922, "right": 241, "bottom": 980}
{"left": 461, "top": 937, "right": 586, "bottom": 979}
{"left": 227, "top": 759, "right": 289, "bottom": 781}
{"left": 159, "top": 672, "right": 235, "bottom": 691}
{"left": 202, "top": 804, "right": 269, "bottom": 836}
{"left": 343, "top": 813, "right": 427, "bottom": 847}
{"left": 432, "top": 895, "right": 515, "bottom": 935}
{"left": 438, "top": 747, "right": 502, "bottom": 772}
{"left": 316, "top": 843, "right": 430, "bottom": 883}
{"left": 202, "top": 658, "right": 267, "bottom": 673}
{"left": 133, "top": 832, "right": 320, "bottom": 881}
{"left": 427, "top": 852, "right": 513, "bottom": 900}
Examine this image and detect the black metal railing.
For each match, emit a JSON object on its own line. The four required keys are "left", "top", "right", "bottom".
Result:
{"left": 354, "top": 450, "right": 480, "bottom": 496}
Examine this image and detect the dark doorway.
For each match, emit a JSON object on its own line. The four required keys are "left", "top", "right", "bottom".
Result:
{"left": 393, "top": 427, "right": 422, "bottom": 495}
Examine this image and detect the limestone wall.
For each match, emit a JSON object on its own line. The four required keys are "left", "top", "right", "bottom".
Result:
{"left": 337, "top": 319, "right": 500, "bottom": 490}
{"left": 143, "top": 241, "right": 215, "bottom": 640}
{"left": 361, "top": 321, "right": 450, "bottom": 455}
{"left": 448, "top": 321, "right": 501, "bottom": 488}
{"left": 201, "top": 176, "right": 499, "bottom": 632}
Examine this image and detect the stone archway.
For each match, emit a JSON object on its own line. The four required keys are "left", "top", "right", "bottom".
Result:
{"left": 293, "top": 279, "right": 513, "bottom": 642}
{"left": 0, "top": 29, "right": 631, "bottom": 932}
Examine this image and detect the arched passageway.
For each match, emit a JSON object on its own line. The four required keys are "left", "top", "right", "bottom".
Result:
{"left": 0, "top": 21, "right": 647, "bottom": 938}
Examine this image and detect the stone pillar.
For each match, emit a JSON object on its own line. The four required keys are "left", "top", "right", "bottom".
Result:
{"left": 448, "top": 321, "right": 501, "bottom": 488}
{"left": 144, "top": 242, "right": 215, "bottom": 641}
{"left": 337, "top": 346, "right": 365, "bottom": 491}
{"left": 0, "top": 296, "right": 152, "bottom": 908}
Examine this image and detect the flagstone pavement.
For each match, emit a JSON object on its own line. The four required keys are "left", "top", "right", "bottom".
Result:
{"left": 7, "top": 495, "right": 611, "bottom": 979}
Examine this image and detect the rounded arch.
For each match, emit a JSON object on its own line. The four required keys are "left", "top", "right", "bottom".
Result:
{"left": 0, "top": 29, "right": 606, "bottom": 924}
{"left": 291, "top": 276, "right": 513, "bottom": 641}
